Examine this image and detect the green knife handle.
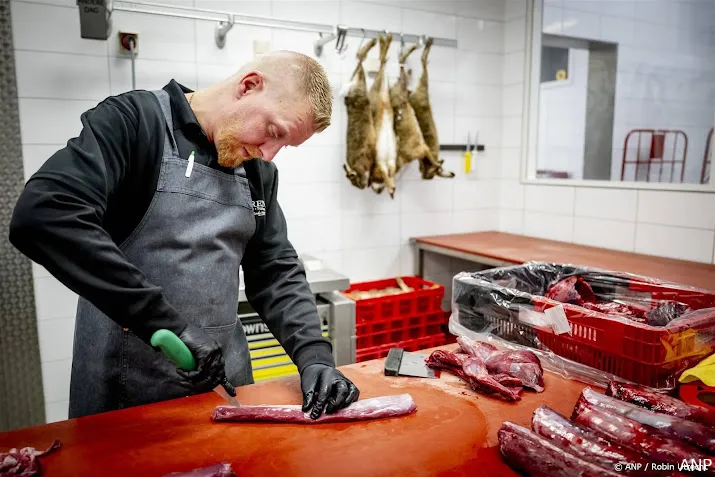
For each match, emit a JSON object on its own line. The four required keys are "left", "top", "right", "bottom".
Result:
{"left": 150, "top": 329, "right": 197, "bottom": 371}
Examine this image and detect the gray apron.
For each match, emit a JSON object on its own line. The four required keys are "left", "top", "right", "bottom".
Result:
{"left": 68, "top": 89, "right": 256, "bottom": 419}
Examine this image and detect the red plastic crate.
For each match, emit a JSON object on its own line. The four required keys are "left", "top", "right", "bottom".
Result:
{"left": 530, "top": 295, "right": 715, "bottom": 365}
{"left": 344, "top": 277, "right": 449, "bottom": 352}
{"left": 453, "top": 263, "right": 715, "bottom": 389}
{"left": 355, "top": 311, "right": 449, "bottom": 347}
{"left": 355, "top": 334, "right": 450, "bottom": 363}
{"left": 343, "top": 276, "right": 445, "bottom": 324}
{"left": 537, "top": 331, "right": 707, "bottom": 390}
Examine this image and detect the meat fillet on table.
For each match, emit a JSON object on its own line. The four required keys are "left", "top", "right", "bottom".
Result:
{"left": 212, "top": 394, "right": 417, "bottom": 423}
{"left": 572, "top": 398, "right": 715, "bottom": 474}
{"left": 498, "top": 421, "right": 622, "bottom": 477}
{"left": 531, "top": 405, "right": 684, "bottom": 477}
{"left": 607, "top": 380, "right": 715, "bottom": 428}
{"left": 578, "top": 387, "right": 715, "bottom": 454}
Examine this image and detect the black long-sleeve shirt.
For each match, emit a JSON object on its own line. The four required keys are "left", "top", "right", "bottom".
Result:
{"left": 8, "top": 79, "right": 335, "bottom": 373}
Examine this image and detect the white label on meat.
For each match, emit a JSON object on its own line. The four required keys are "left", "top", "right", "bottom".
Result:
{"left": 545, "top": 304, "right": 572, "bottom": 335}
{"left": 518, "top": 307, "right": 549, "bottom": 328}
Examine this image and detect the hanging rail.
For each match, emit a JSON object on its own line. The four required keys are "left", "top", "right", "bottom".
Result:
{"left": 111, "top": 1, "right": 458, "bottom": 54}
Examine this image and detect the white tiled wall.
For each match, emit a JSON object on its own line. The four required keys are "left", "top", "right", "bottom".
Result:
{"left": 498, "top": 0, "right": 715, "bottom": 265}
{"left": 11, "top": 0, "right": 505, "bottom": 422}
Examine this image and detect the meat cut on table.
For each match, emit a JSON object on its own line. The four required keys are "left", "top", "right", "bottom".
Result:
{"left": 424, "top": 349, "right": 523, "bottom": 402}
{"left": 0, "top": 440, "right": 60, "bottom": 477}
{"left": 212, "top": 394, "right": 417, "bottom": 424}
{"left": 456, "top": 336, "right": 545, "bottom": 392}
{"left": 163, "top": 463, "right": 235, "bottom": 477}
{"left": 572, "top": 398, "right": 715, "bottom": 474}
{"left": 531, "top": 405, "right": 683, "bottom": 477}
{"left": 578, "top": 387, "right": 715, "bottom": 454}
{"left": 607, "top": 380, "right": 715, "bottom": 428}
{"left": 498, "top": 421, "right": 622, "bottom": 477}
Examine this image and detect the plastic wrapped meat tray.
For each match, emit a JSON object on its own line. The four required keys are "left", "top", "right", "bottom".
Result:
{"left": 449, "top": 262, "right": 715, "bottom": 390}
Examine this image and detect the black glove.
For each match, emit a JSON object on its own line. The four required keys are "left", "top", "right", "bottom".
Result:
{"left": 300, "top": 364, "right": 359, "bottom": 420}
{"left": 175, "top": 323, "right": 236, "bottom": 398}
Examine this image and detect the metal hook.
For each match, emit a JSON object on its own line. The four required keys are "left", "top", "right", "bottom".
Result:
{"left": 314, "top": 31, "right": 336, "bottom": 57}
{"left": 335, "top": 25, "right": 349, "bottom": 54}
{"left": 358, "top": 28, "right": 366, "bottom": 50}
{"left": 214, "top": 14, "right": 234, "bottom": 49}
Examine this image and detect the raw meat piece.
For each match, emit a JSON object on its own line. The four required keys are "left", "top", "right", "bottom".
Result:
{"left": 532, "top": 405, "right": 682, "bottom": 476}
{"left": 212, "top": 394, "right": 416, "bottom": 423}
{"left": 461, "top": 356, "right": 523, "bottom": 402}
{"left": 163, "top": 463, "right": 235, "bottom": 477}
{"left": 578, "top": 387, "right": 715, "bottom": 454}
{"left": 545, "top": 277, "right": 690, "bottom": 326}
{"left": 581, "top": 302, "right": 648, "bottom": 322}
{"left": 498, "top": 421, "right": 621, "bottom": 477}
{"left": 645, "top": 302, "right": 691, "bottom": 326}
{"left": 425, "top": 350, "right": 523, "bottom": 402}
{"left": 491, "top": 374, "right": 523, "bottom": 387}
{"left": 546, "top": 276, "right": 597, "bottom": 305}
{"left": 607, "top": 380, "right": 715, "bottom": 428}
{"left": 457, "top": 336, "right": 545, "bottom": 392}
{"left": 572, "top": 398, "right": 715, "bottom": 474}
{"left": 1, "top": 440, "right": 60, "bottom": 477}
{"left": 456, "top": 336, "right": 497, "bottom": 361}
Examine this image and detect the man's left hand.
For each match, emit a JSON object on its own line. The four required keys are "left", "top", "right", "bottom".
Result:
{"left": 300, "top": 364, "right": 360, "bottom": 420}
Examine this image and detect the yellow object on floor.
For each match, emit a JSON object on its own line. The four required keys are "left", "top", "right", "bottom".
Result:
{"left": 679, "top": 352, "right": 715, "bottom": 386}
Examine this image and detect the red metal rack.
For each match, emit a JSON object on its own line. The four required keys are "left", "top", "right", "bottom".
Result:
{"left": 620, "top": 129, "right": 688, "bottom": 183}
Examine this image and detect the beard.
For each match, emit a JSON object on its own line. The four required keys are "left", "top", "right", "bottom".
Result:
{"left": 215, "top": 127, "right": 262, "bottom": 168}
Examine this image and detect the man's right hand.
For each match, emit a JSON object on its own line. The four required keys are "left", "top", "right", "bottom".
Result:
{"left": 175, "top": 323, "right": 235, "bottom": 397}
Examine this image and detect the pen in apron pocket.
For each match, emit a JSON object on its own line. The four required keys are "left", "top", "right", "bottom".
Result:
{"left": 185, "top": 151, "right": 195, "bottom": 178}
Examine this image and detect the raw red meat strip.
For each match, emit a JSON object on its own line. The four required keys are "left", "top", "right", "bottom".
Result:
{"left": 456, "top": 336, "right": 497, "bottom": 361}
{"left": 607, "top": 381, "right": 715, "bottom": 428}
{"left": 579, "top": 387, "right": 715, "bottom": 454}
{"left": 491, "top": 374, "right": 523, "bottom": 387}
{"left": 425, "top": 350, "right": 523, "bottom": 402}
{"left": 572, "top": 398, "right": 715, "bottom": 474}
{"left": 498, "top": 421, "right": 621, "bottom": 477}
{"left": 457, "top": 336, "right": 545, "bottom": 392}
{"left": 532, "top": 405, "right": 684, "bottom": 476}
{"left": 1, "top": 440, "right": 60, "bottom": 477}
{"left": 545, "top": 276, "right": 597, "bottom": 305}
{"left": 163, "top": 463, "right": 235, "bottom": 477}
{"left": 461, "top": 356, "right": 522, "bottom": 402}
{"left": 212, "top": 394, "right": 416, "bottom": 423}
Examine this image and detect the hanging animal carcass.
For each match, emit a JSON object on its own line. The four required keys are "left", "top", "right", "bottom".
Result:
{"left": 367, "top": 33, "right": 399, "bottom": 198}
{"left": 389, "top": 42, "right": 434, "bottom": 177}
{"left": 408, "top": 37, "right": 455, "bottom": 180}
{"left": 342, "top": 38, "right": 378, "bottom": 189}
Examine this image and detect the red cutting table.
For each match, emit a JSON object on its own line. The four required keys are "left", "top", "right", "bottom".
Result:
{"left": 411, "top": 231, "right": 715, "bottom": 292}
{"left": 0, "top": 345, "right": 590, "bottom": 477}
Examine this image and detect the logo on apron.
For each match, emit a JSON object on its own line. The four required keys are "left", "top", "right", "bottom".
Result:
{"left": 252, "top": 200, "right": 266, "bottom": 216}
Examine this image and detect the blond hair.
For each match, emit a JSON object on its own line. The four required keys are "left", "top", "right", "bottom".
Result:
{"left": 237, "top": 50, "right": 333, "bottom": 132}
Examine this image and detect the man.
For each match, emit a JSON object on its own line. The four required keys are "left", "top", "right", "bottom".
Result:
{"left": 9, "top": 50, "right": 359, "bottom": 420}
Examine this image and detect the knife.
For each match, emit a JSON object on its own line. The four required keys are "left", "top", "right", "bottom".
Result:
{"left": 150, "top": 329, "right": 242, "bottom": 407}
